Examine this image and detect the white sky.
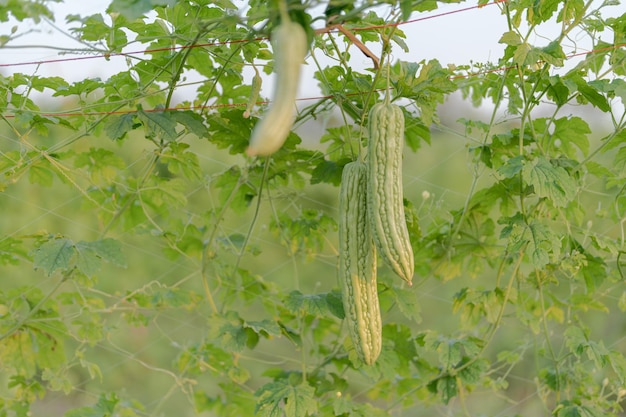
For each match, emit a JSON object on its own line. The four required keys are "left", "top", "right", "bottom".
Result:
{"left": 0, "top": 1, "right": 511, "bottom": 85}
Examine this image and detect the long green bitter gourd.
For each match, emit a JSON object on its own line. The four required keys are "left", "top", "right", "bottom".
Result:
{"left": 339, "top": 161, "right": 382, "bottom": 365}
{"left": 245, "top": 19, "right": 307, "bottom": 156}
{"left": 367, "top": 102, "right": 415, "bottom": 285}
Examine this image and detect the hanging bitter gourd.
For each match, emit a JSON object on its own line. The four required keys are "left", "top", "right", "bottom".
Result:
{"left": 245, "top": 18, "right": 307, "bottom": 156}
{"left": 367, "top": 101, "right": 415, "bottom": 286}
{"left": 339, "top": 161, "right": 382, "bottom": 365}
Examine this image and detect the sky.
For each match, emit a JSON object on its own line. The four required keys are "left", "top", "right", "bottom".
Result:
{"left": 0, "top": 1, "right": 512, "bottom": 85}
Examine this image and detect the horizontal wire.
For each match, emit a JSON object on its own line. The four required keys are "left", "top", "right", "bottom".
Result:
{"left": 0, "top": 0, "right": 622, "bottom": 120}
{"left": 0, "top": 1, "right": 507, "bottom": 69}
{"left": 1, "top": 40, "right": 623, "bottom": 120}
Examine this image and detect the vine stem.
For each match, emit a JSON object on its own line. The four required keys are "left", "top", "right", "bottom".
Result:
{"left": 441, "top": 61, "right": 510, "bottom": 262}
{"left": 0, "top": 270, "right": 71, "bottom": 341}
{"left": 200, "top": 169, "right": 248, "bottom": 315}
{"left": 535, "top": 269, "right": 562, "bottom": 401}
{"left": 215, "top": 158, "right": 270, "bottom": 314}
{"left": 388, "top": 248, "right": 525, "bottom": 412}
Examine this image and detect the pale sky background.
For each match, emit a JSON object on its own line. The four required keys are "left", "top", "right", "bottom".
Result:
{"left": 0, "top": 1, "right": 513, "bottom": 87}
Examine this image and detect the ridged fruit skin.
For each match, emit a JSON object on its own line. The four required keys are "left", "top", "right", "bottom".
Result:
{"left": 339, "top": 161, "right": 382, "bottom": 365}
{"left": 367, "top": 102, "right": 415, "bottom": 286}
{"left": 246, "top": 21, "right": 307, "bottom": 156}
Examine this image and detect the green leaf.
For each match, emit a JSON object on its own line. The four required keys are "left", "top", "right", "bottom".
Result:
{"left": 404, "top": 109, "right": 431, "bottom": 151}
{"left": 285, "top": 291, "right": 331, "bottom": 317}
{"left": 245, "top": 319, "right": 282, "bottom": 338}
{"left": 325, "top": 290, "right": 345, "bottom": 320}
{"left": 427, "top": 375, "right": 457, "bottom": 405}
{"left": 547, "top": 75, "right": 570, "bottom": 106}
{"left": 310, "top": 158, "right": 348, "bottom": 186}
{"left": 458, "top": 358, "right": 489, "bottom": 385}
{"left": 527, "top": 221, "right": 557, "bottom": 266}
{"left": 389, "top": 286, "right": 421, "bottom": 322}
{"left": 52, "top": 77, "right": 102, "bottom": 97}
{"left": 31, "top": 237, "right": 75, "bottom": 276}
{"left": 107, "top": 0, "right": 177, "bottom": 20}
{"left": 564, "top": 73, "right": 611, "bottom": 111}
{"left": 213, "top": 166, "right": 257, "bottom": 215}
{"left": 74, "top": 148, "right": 126, "bottom": 185}
{"left": 255, "top": 379, "right": 318, "bottom": 417}
{"left": 74, "top": 238, "right": 127, "bottom": 276}
{"left": 220, "top": 322, "right": 251, "bottom": 352}
{"left": 0, "top": 237, "right": 27, "bottom": 266}
{"left": 208, "top": 312, "right": 252, "bottom": 353}
{"left": 423, "top": 332, "right": 463, "bottom": 370}
{"left": 531, "top": 0, "right": 560, "bottom": 23}
{"left": 104, "top": 113, "right": 137, "bottom": 141}
{"left": 65, "top": 392, "right": 120, "bottom": 417}
{"left": 137, "top": 109, "right": 178, "bottom": 141}
{"left": 162, "top": 142, "right": 202, "bottom": 180}
{"left": 499, "top": 31, "right": 522, "bottom": 46}
{"left": 171, "top": 110, "right": 208, "bottom": 137}
{"left": 552, "top": 117, "right": 590, "bottom": 156}
{"left": 390, "top": 59, "right": 456, "bottom": 125}
{"left": 498, "top": 155, "right": 524, "bottom": 178}
{"left": 540, "top": 40, "right": 566, "bottom": 66}
{"left": 28, "top": 163, "right": 55, "bottom": 187}
{"left": 524, "top": 156, "right": 577, "bottom": 207}
{"left": 207, "top": 109, "right": 255, "bottom": 155}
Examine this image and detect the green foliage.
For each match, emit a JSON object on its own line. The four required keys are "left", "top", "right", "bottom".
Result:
{"left": 1, "top": 0, "right": 625, "bottom": 416}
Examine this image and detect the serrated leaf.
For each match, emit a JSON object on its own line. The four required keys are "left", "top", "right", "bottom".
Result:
{"left": 458, "top": 358, "right": 488, "bottom": 385}
{"left": 427, "top": 375, "right": 457, "bottom": 405}
{"left": 0, "top": 237, "right": 27, "bottom": 266}
{"left": 325, "top": 290, "right": 345, "bottom": 319}
{"left": 285, "top": 291, "right": 329, "bottom": 316}
{"left": 74, "top": 148, "right": 126, "bottom": 185}
{"left": 530, "top": 0, "right": 561, "bottom": 22}
{"left": 404, "top": 110, "right": 431, "bottom": 150}
{"left": 541, "top": 40, "right": 566, "bottom": 66}
{"left": 310, "top": 159, "right": 346, "bottom": 186}
{"left": 107, "top": 0, "right": 176, "bottom": 20}
{"left": 162, "top": 142, "right": 202, "bottom": 180}
{"left": 207, "top": 109, "right": 255, "bottom": 155}
{"left": 390, "top": 286, "right": 421, "bottom": 322}
{"left": 28, "top": 163, "right": 54, "bottom": 187}
{"left": 74, "top": 238, "right": 127, "bottom": 276}
{"left": 552, "top": 117, "right": 590, "bottom": 156}
{"left": 104, "top": 113, "right": 136, "bottom": 141}
{"left": 171, "top": 110, "right": 208, "bottom": 137}
{"left": 246, "top": 320, "right": 282, "bottom": 337}
{"left": 137, "top": 109, "right": 178, "bottom": 141}
{"left": 64, "top": 392, "right": 120, "bottom": 417}
{"left": 498, "top": 155, "right": 524, "bottom": 178}
{"left": 218, "top": 322, "right": 249, "bottom": 352}
{"left": 524, "top": 156, "right": 577, "bottom": 207}
{"left": 499, "top": 31, "right": 522, "bottom": 45}
{"left": 547, "top": 75, "right": 570, "bottom": 106}
{"left": 74, "top": 246, "right": 102, "bottom": 277}
{"left": 255, "top": 379, "right": 318, "bottom": 417}
{"left": 213, "top": 166, "right": 256, "bottom": 215}
{"left": 527, "top": 221, "right": 556, "bottom": 266}
{"left": 565, "top": 73, "right": 611, "bottom": 111}
{"left": 31, "top": 238, "right": 75, "bottom": 276}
